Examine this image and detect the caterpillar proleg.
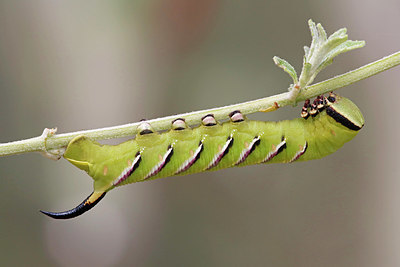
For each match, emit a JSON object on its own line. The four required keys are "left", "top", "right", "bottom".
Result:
{"left": 41, "top": 93, "right": 364, "bottom": 219}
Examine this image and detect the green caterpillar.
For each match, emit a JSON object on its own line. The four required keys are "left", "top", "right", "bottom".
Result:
{"left": 41, "top": 93, "right": 364, "bottom": 219}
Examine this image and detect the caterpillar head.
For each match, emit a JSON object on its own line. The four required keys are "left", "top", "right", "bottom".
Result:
{"left": 326, "top": 93, "right": 365, "bottom": 131}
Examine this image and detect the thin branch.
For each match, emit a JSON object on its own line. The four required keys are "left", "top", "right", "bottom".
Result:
{"left": 301, "top": 51, "right": 400, "bottom": 99}
{"left": 0, "top": 51, "right": 399, "bottom": 158}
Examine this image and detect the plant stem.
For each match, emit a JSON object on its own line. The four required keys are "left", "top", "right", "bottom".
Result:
{"left": 0, "top": 51, "right": 399, "bottom": 158}
{"left": 301, "top": 51, "right": 400, "bottom": 100}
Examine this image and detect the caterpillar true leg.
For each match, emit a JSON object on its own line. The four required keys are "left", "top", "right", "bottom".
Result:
{"left": 301, "top": 99, "right": 311, "bottom": 119}
{"left": 310, "top": 98, "right": 320, "bottom": 117}
{"left": 327, "top": 92, "right": 337, "bottom": 103}
{"left": 317, "top": 95, "right": 325, "bottom": 111}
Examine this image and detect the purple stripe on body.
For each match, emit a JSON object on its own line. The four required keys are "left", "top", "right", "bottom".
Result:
{"left": 113, "top": 152, "right": 142, "bottom": 186}
{"left": 143, "top": 145, "right": 174, "bottom": 180}
{"left": 235, "top": 136, "right": 261, "bottom": 165}
{"left": 289, "top": 142, "right": 308, "bottom": 163}
{"left": 175, "top": 141, "right": 204, "bottom": 174}
{"left": 262, "top": 139, "right": 286, "bottom": 163}
{"left": 206, "top": 135, "right": 234, "bottom": 170}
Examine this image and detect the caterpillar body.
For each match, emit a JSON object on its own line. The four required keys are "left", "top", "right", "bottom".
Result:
{"left": 41, "top": 93, "right": 364, "bottom": 219}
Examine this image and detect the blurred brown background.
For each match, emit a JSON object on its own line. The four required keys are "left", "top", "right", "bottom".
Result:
{"left": 0, "top": 1, "right": 399, "bottom": 266}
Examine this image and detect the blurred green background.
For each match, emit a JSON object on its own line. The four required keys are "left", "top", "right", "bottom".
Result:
{"left": 0, "top": 1, "right": 399, "bottom": 266}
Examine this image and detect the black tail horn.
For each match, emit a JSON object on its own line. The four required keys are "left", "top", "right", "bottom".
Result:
{"left": 40, "top": 191, "right": 106, "bottom": 219}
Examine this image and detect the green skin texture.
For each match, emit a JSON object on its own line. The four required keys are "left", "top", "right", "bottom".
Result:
{"left": 63, "top": 96, "right": 364, "bottom": 197}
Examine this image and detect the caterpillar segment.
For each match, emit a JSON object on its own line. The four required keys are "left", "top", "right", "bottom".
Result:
{"left": 41, "top": 93, "right": 364, "bottom": 219}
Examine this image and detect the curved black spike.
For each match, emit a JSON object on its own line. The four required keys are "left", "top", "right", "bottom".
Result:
{"left": 40, "top": 191, "right": 106, "bottom": 219}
